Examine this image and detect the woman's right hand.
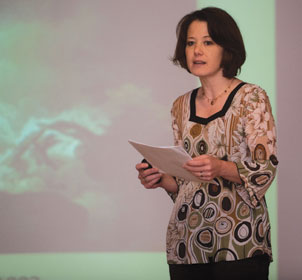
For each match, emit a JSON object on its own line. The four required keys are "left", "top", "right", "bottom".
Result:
{"left": 135, "top": 162, "right": 162, "bottom": 189}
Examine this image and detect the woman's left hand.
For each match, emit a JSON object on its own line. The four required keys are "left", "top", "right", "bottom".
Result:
{"left": 183, "top": 155, "right": 223, "bottom": 181}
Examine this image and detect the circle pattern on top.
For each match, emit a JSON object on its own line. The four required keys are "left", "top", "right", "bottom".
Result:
{"left": 214, "top": 248, "right": 237, "bottom": 262}
{"left": 183, "top": 137, "right": 191, "bottom": 153}
{"left": 234, "top": 221, "right": 252, "bottom": 243}
{"left": 255, "top": 218, "right": 265, "bottom": 244}
{"left": 196, "top": 228, "right": 214, "bottom": 249}
{"left": 190, "top": 124, "right": 202, "bottom": 139}
{"left": 266, "top": 228, "right": 271, "bottom": 248}
{"left": 177, "top": 204, "right": 189, "bottom": 221}
{"left": 236, "top": 202, "right": 250, "bottom": 220}
{"left": 248, "top": 248, "right": 264, "bottom": 258}
{"left": 208, "top": 183, "right": 221, "bottom": 197}
{"left": 203, "top": 203, "right": 218, "bottom": 223}
{"left": 254, "top": 144, "right": 267, "bottom": 162}
{"left": 270, "top": 154, "right": 279, "bottom": 166}
{"left": 215, "top": 216, "right": 233, "bottom": 235}
{"left": 177, "top": 241, "right": 186, "bottom": 260}
{"left": 197, "top": 139, "right": 208, "bottom": 155}
{"left": 244, "top": 161, "right": 260, "bottom": 171}
{"left": 251, "top": 172, "right": 271, "bottom": 187}
{"left": 188, "top": 212, "right": 202, "bottom": 230}
{"left": 220, "top": 194, "right": 234, "bottom": 214}
{"left": 192, "top": 189, "right": 206, "bottom": 209}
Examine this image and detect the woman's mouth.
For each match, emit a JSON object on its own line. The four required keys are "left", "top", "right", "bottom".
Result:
{"left": 193, "top": 60, "right": 206, "bottom": 65}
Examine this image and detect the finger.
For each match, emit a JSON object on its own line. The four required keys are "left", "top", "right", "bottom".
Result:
{"left": 192, "top": 171, "right": 203, "bottom": 177}
{"left": 192, "top": 155, "right": 209, "bottom": 161}
{"left": 199, "top": 171, "right": 212, "bottom": 177}
{"left": 145, "top": 176, "right": 162, "bottom": 189}
{"left": 184, "top": 165, "right": 204, "bottom": 172}
{"left": 184, "top": 160, "right": 207, "bottom": 167}
{"left": 201, "top": 176, "right": 213, "bottom": 182}
{"left": 142, "top": 167, "right": 160, "bottom": 177}
{"left": 150, "top": 181, "right": 162, "bottom": 189}
{"left": 136, "top": 163, "right": 149, "bottom": 171}
{"left": 144, "top": 172, "right": 162, "bottom": 184}
{"left": 201, "top": 171, "right": 215, "bottom": 180}
{"left": 138, "top": 174, "right": 147, "bottom": 181}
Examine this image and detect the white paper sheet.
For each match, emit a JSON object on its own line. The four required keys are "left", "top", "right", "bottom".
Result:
{"left": 129, "top": 139, "right": 207, "bottom": 183}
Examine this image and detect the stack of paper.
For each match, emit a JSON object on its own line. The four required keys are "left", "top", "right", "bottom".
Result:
{"left": 129, "top": 140, "right": 205, "bottom": 183}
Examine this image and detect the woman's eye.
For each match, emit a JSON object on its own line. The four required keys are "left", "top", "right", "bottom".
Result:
{"left": 204, "top": 40, "right": 214, "bottom": 46}
{"left": 186, "top": 41, "right": 194, "bottom": 46}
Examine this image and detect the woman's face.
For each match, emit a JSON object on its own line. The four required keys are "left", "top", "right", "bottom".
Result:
{"left": 185, "top": 20, "right": 224, "bottom": 79}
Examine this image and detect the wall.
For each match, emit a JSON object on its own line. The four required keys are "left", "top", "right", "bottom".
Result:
{"left": 277, "top": 0, "right": 302, "bottom": 279}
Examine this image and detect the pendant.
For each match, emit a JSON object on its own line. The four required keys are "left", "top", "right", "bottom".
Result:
{"left": 210, "top": 100, "right": 214, "bottom": 105}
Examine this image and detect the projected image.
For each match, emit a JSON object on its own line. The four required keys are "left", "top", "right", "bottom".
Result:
{"left": 0, "top": 0, "right": 182, "bottom": 253}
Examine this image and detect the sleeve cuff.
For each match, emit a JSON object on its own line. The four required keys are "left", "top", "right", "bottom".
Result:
{"left": 234, "top": 161, "right": 261, "bottom": 208}
{"left": 166, "top": 176, "right": 182, "bottom": 203}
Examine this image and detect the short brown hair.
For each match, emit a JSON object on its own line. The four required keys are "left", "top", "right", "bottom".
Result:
{"left": 172, "top": 7, "right": 246, "bottom": 78}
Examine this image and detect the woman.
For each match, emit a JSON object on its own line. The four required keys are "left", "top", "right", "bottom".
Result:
{"left": 136, "top": 7, "right": 278, "bottom": 280}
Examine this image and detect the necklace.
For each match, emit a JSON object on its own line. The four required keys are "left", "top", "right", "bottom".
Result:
{"left": 201, "top": 78, "right": 234, "bottom": 106}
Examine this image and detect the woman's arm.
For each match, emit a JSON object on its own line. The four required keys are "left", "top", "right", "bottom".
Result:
{"left": 231, "top": 86, "right": 278, "bottom": 207}
{"left": 135, "top": 162, "right": 178, "bottom": 193}
{"left": 183, "top": 155, "right": 242, "bottom": 184}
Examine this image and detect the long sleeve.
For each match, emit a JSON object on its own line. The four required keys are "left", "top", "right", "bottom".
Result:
{"left": 233, "top": 86, "right": 278, "bottom": 208}
{"left": 167, "top": 94, "right": 188, "bottom": 202}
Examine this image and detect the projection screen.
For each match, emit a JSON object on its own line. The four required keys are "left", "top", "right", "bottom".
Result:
{"left": 0, "top": 0, "right": 280, "bottom": 279}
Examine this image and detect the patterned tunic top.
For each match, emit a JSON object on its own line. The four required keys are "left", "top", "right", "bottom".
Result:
{"left": 166, "top": 82, "right": 278, "bottom": 264}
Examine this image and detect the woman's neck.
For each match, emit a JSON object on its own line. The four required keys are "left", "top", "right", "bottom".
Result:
{"left": 198, "top": 75, "right": 235, "bottom": 99}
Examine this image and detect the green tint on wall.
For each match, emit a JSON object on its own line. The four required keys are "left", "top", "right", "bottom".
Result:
{"left": 197, "top": 1, "right": 277, "bottom": 280}
{"left": 0, "top": 253, "right": 170, "bottom": 280}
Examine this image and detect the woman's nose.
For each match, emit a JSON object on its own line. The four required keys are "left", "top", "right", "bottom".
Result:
{"left": 194, "top": 44, "right": 203, "bottom": 55}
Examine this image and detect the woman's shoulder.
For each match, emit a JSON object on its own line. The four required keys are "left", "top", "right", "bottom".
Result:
{"left": 172, "top": 87, "right": 197, "bottom": 108}
{"left": 237, "top": 82, "right": 274, "bottom": 117}
{"left": 238, "top": 82, "right": 270, "bottom": 103}
{"left": 241, "top": 82, "right": 265, "bottom": 93}
{"left": 171, "top": 88, "right": 197, "bottom": 118}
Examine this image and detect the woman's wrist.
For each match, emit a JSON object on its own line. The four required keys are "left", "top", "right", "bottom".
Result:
{"left": 219, "top": 160, "right": 242, "bottom": 184}
{"left": 160, "top": 174, "right": 178, "bottom": 193}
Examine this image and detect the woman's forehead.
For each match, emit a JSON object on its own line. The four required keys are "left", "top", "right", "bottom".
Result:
{"left": 187, "top": 21, "right": 209, "bottom": 37}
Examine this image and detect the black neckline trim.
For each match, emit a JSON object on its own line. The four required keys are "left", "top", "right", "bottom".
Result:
{"left": 189, "top": 82, "right": 246, "bottom": 125}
